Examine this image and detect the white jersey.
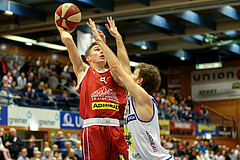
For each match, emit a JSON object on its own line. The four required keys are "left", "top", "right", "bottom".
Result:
{"left": 124, "top": 95, "right": 173, "bottom": 160}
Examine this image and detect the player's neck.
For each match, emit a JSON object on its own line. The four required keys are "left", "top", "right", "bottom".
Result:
{"left": 90, "top": 62, "right": 106, "bottom": 71}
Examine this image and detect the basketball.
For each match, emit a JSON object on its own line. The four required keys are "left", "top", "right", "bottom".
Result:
{"left": 55, "top": 3, "right": 81, "bottom": 30}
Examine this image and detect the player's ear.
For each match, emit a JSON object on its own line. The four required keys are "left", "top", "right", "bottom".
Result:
{"left": 86, "top": 56, "right": 91, "bottom": 63}
{"left": 137, "top": 78, "right": 143, "bottom": 86}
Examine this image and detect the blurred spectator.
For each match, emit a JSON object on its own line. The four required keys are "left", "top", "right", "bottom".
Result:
{"left": 0, "top": 128, "right": 11, "bottom": 160}
{"left": 17, "top": 148, "right": 29, "bottom": 160}
{"left": 48, "top": 66, "right": 59, "bottom": 89}
{"left": 17, "top": 72, "right": 27, "bottom": 90}
{"left": 60, "top": 67, "right": 71, "bottom": 87}
{"left": 41, "top": 147, "right": 54, "bottom": 160}
{"left": 214, "top": 150, "right": 221, "bottom": 160}
{"left": 66, "top": 133, "right": 75, "bottom": 148}
{"left": 0, "top": 76, "right": 8, "bottom": 88}
{"left": 28, "top": 72, "right": 37, "bottom": 89}
{"left": 36, "top": 57, "right": 42, "bottom": 67}
{"left": 202, "top": 105, "right": 209, "bottom": 122}
{"left": 209, "top": 139, "right": 218, "bottom": 153}
{"left": 10, "top": 61, "right": 20, "bottom": 78}
{"left": 3, "top": 71, "right": 13, "bottom": 87}
{"left": 169, "top": 93, "right": 175, "bottom": 104}
{"left": 0, "top": 56, "right": 10, "bottom": 79}
{"left": 74, "top": 141, "right": 82, "bottom": 160}
{"left": 53, "top": 150, "right": 62, "bottom": 160}
{"left": 58, "top": 91, "right": 70, "bottom": 110}
{"left": 0, "top": 84, "right": 20, "bottom": 105}
{"left": 159, "top": 104, "right": 166, "bottom": 119}
{"left": 43, "top": 141, "right": 50, "bottom": 149}
{"left": 5, "top": 128, "right": 24, "bottom": 159}
{"left": 185, "top": 96, "right": 194, "bottom": 110}
{"left": 30, "top": 151, "right": 41, "bottom": 160}
{"left": 21, "top": 82, "right": 36, "bottom": 106}
{"left": 171, "top": 101, "right": 179, "bottom": 112}
{"left": 11, "top": 70, "right": 18, "bottom": 82}
{"left": 62, "top": 142, "right": 71, "bottom": 160}
{"left": 197, "top": 140, "right": 206, "bottom": 154}
{"left": 64, "top": 148, "right": 77, "bottom": 160}
{"left": 55, "top": 131, "right": 65, "bottom": 152}
{"left": 51, "top": 144, "right": 62, "bottom": 160}
{"left": 20, "top": 57, "right": 31, "bottom": 76}
{"left": 43, "top": 88, "right": 57, "bottom": 107}
{"left": 196, "top": 150, "right": 205, "bottom": 160}
{"left": 38, "top": 63, "right": 49, "bottom": 83}
{"left": 26, "top": 135, "right": 39, "bottom": 158}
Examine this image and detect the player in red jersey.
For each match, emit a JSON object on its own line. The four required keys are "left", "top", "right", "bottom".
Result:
{"left": 55, "top": 17, "right": 129, "bottom": 160}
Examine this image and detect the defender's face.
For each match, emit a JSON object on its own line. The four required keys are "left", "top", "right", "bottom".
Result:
{"left": 131, "top": 68, "right": 140, "bottom": 82}
{"left": 87, "top": 45, "right": 106, "bottom": 64}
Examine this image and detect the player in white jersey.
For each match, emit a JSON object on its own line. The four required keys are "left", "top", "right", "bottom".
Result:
{"left": 87, "top": 18, "right": 173, "bottom": 160}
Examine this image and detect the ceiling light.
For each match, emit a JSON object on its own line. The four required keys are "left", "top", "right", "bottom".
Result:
{"left": 180, "top": 49, "right": 185, "bottom": 61}
{"left": 25, "top": 42, "right": 33, "bottom": 46}
{"left": 180, "top": 56, "right": 185, "bottom": 61}
{"left": 3, "top": 10, "right": 13, "bottom": 16}
{"left": 2, "top": 35, "right": 67, "bottom": 51}
{"left": 3, "top": 1, "right": 13, "bottom": 16}
{"left": 141, "top": 41, "right": 147, "bottom": 50}
{"left": 1, "top": 44, "right": 6, "bottom": 50}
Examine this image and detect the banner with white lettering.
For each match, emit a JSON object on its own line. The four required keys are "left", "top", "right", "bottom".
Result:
{"left": 8, "top": 106, "right": 60, "bottom": 129}
{"left": 170, "top": 121, "right": 195, "bottom": 135}
{"left": 60, "top": 111, "right": 83, "bottom": 130}
{"left": 191, "top": 67, "right": 240, "bottom": 101}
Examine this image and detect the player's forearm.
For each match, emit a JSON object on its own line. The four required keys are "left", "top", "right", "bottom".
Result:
{"left": 115, "top": 36, "right": 131, "bottom": 74}
{"left": 62, "top": 36, "right": 86, "bottom": 76}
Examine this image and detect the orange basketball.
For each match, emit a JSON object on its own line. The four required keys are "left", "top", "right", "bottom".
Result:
{"left": 55, "top": 3, "right": 81, "bottom": 30}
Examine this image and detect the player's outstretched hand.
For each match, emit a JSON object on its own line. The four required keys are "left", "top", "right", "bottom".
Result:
{"left": 105, "top": 16, "right": 120, "bottom": 38}
{"left": 86, "top": 18, "right": 102, "bottom": 42}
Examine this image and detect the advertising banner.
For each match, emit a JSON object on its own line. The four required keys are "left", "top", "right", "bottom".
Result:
{"left": 0, "top": 106, "right": 7, "bottom": 125}
{"left": 158, "top": 120, "right": 170, "bottom": 135}
{"left": 218, "top": 126, "right": 235, "bottom": 138}
{"left": 8, "top": 106, "right": 60, "bottom": 129}
{"left": 60, "top": 111, "right": 83, "bottom": 130}
{"left": 191, "top": 67, "right": 240, "bottom": 101}
{"left": 196, "top": 124, "right": 218, "bottom": 137}
{"left": 170, "top": 121, "right": 195, "bottom": 135}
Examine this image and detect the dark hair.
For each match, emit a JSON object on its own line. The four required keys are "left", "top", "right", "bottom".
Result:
{"left": 85, "top": 42, "right": 98, "bottom": 57}
{"left": 135, "top": 63, "right": 161, "bottom": 95}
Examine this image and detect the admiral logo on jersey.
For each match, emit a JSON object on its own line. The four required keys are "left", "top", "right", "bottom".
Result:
{"left": 92, "top": 102, "right": 119, "bottom": 111}
{"left": 91, "top": 86, "right": 119, "bottom": 103}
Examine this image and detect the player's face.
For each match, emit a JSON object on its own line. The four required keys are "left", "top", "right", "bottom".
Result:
{"left": 88, "top": 45, "right": 106, "bottom": 64}
{"left": 131, "top": 68, "right": 140, "bottom": 82}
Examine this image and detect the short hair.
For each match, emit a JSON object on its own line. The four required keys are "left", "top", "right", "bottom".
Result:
{"left": 85, "top": 42, "right": 98, "bottom": 57}
{"left": 135, "top": 63, "right": 161, "bottom": 95}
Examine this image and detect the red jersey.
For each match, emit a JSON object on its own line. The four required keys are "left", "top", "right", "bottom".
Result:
{"left": 77, "top": 66, "right": 126, "bottom": 120}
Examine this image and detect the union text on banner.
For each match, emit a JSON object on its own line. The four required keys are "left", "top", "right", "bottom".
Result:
{"left": 158, "top": 120, "right": 170, "bottom": 135}
{"left": 191, "top": 67, "right": 240, "bottom": 101}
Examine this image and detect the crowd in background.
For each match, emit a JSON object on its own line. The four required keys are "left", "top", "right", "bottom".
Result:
{"left": 152, "top": 89, "right": 209, "bottom": 123}
{"left": 160, "top": 135, "right": 240, "bottom": 160}
{"left": 0, "top": 127, "right": 82, "bottom": 160}
{"left": 1, "top": 127, "right": 239, "bottom": 160}
{"left": 0, "top": 56, "right": 79, "bottom": 110}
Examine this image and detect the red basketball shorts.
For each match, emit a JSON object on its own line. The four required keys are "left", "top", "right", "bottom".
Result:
{"left": 81, "top": 125, "right": 129, "bottom": 160}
